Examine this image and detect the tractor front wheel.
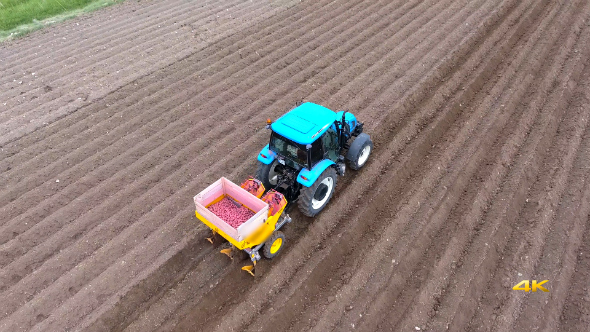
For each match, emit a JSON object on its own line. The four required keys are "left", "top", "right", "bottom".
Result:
{"left": 346, "top": 133, "right": 373, "bottom": 170}
{"left": 298, "top": 167, "right": 337, "bottom": 217}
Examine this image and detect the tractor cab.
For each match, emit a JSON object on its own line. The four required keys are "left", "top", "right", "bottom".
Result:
{"left": 266, "top": 103, "right": 338, "bottom": 169}
{"left": 256, "top": 102, "right": 372, "bottom": 217}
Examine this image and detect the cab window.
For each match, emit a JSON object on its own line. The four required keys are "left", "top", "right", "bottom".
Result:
{"left": 321, "top": 127, "right": 339, "bottom": 162}
{"left": 269, "top": 133, "right": 307, "bottom": 165}
{"left": 310, "top": 140, "right": 323, "bottom": 166}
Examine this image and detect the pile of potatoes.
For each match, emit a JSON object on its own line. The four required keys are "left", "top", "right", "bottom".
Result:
{"left": 208, "top": 197, "right": 254, "bottom": 228}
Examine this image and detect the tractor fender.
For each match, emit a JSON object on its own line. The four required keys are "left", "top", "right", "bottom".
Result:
{"left": 257, "top": 144, "right": 277, "bottom": 165}
{"left": 335, "top": 111, "right": 358, "bottom": 133}
{"left": 297, "top": 159, "right": 336, "bottom": 187}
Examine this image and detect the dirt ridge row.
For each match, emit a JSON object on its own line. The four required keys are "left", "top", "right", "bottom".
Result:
{"left": 400, "top": 3, "right": 590, "bottom": 330}
{"left": 0, "top": 0, "right": 267, "bottom": 113}
{"left": 0, "top": 0, "right": 293, "bottom": 146}
{"left": 462, "top": 13, "right": 590, "bottom": 332}
{"left": 0, "top": 0, "right": 245, "bottom": 73}
{"left": 0, "top": 0, "right": 189, "bottom": 65}
{"left": 526, "top": 74, "right": 590, "bottom": 332}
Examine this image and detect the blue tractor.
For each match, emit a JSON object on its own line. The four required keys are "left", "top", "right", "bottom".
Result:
{"left": 193, "top": 102, "right": 373, "bottom": 276}
{"left": 256, "top": 102, "right": 373, "bottom": 217}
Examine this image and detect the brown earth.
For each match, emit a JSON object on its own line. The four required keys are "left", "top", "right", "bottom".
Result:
{"left": 1, "top": 0, "right": 589, "bottom": 331}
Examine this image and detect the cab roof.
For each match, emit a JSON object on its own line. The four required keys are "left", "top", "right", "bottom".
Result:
{"left": 270, "top": 102, "right": 336, "bottom": 145}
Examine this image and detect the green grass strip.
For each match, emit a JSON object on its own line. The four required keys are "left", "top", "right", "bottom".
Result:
{"left": 0, "top": 0, "right": 124, "bottom": 42}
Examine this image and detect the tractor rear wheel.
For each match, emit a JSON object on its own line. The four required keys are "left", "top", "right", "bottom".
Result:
{"left": 346, "top": 133, "right": 373, "bottom": 170}
{"left": 263, "top": 231, "right": 285, "bottom": 259}
{"left": 298, "top": 167, "right": 337, "bottom": 217}
{"left": 255, "top": 160, "right": 280, "bottom": 191}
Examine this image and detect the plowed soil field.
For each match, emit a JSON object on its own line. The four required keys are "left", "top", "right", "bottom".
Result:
{"left": 1, "top": 0, "right": 590, "bottom": 331}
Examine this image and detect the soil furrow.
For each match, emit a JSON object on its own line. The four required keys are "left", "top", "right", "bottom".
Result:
{"left": 508, "top": 63, "right": 590, "bottom": 332}
{"left": 0, "top": 0, "right": 189, "bottom": 65}
{"left": 0, "top": 0, "right": 234, "bottom": 84}
{"left": 0, "top": 0, "right": 214, "bottom": 85}
{"left": 426, "top": 9, "right": 590, "bottom": 332}
{"left": 0, "top": 1, "right": 294, "bottom": 144}
{"left": 531, "top": 71, "right": 590, "bottom": 332}
{"left": 390, "top": 0, "right": 586, "bottom": 329}
{"left": 556, "top": 207, "right": 590, "bottom": 332}
{"left": 463, "top": 32, "right": 590, "bottom": 332}
{"left": 0, "top": 0, "right": 269, "bottom": 115}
